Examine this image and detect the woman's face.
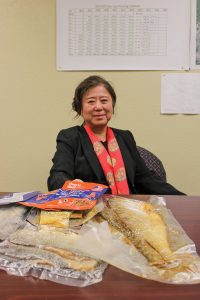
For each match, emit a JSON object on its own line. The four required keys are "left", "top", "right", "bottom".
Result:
{"left": 81, "top": 85, "right": 113, "bottom": 129}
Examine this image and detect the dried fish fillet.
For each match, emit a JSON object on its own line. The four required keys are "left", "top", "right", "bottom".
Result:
{"left": 0, "top": 241, "right": 99, "bottom": 272}
{"left": 9, "top": 228, "right": 79, "bottom": 253}
{"left": 100, "top": 197, "right": 179, "bottom": 268}
{"left": 40, "top": 246, "right": 99, "bottom": 272}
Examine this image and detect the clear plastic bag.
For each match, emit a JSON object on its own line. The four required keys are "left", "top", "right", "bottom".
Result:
{"left": 71, "top": 195, "right": 200, "bottom": 284}
{"left": 0, "top": 239, "right": 107, "bottom": 287}
{"left": 1, "top": 195, "right": 200, "bottom": 285}
{"left": 0, "top": 204, "right": 29, "bottom": 240}
{"left": 0, "top": 208, "right": 107, "bottom": 287}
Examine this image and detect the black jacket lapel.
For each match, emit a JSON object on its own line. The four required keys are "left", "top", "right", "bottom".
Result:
{"left": 79, "top": 127, "right": 104, "bottom": 182}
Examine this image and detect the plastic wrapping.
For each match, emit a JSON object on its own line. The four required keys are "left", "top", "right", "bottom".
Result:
{"left": 0, "top": 191, "right": 40, "bottom": 205}
{"left": 0, "top": 240, "right": 107, "bottom": 287}
{"left": 1, "top": 195, "right": 200, "bottom": 285}
{"left": 0, "top": 204, "right": 107, "bottom": 287}
{"left": 71, "top": 195, "right": 200, "bottom": 284}
{"left": 0, "top": 204, "right": 29, "bottom": 240}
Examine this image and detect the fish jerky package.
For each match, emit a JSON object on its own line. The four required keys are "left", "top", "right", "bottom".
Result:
{"left": 20, "top": 180, "right": 108, "bottom": 211}
{"left": 72, "top": 195, "right": 200, "bottom": 285}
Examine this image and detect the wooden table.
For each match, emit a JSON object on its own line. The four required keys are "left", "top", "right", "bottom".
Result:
{"left": 0, "top": 194, "right": 200, "bottom": 300}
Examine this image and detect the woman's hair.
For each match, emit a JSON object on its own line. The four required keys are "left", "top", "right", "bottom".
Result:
{"left": 72, "top": 75, "right": 116, "bottom": 116}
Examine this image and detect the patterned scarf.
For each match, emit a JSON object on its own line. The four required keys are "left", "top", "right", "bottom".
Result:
{"left": 84, "top": 124, "right": 130, "bottom": 195}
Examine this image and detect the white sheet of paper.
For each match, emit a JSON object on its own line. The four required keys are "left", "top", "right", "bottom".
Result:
{"left": 56, "top": 0, "right": 190, "bottom": 70}
{"left": 161, "top": 73, "right": 200, "bottom": 114}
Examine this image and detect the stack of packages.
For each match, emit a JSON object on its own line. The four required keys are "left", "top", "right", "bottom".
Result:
{"left": 1, "top": 183, "right": 200, "bottom": 286}
{"left": 0, "top": 181, "right": 108, "bottom": 287}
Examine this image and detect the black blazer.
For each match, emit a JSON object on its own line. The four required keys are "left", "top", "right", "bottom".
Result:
{"left": 47, "top": 126, "right": 184, "bottom": 195}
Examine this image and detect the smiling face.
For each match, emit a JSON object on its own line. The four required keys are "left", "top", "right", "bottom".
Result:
{"left": 81, "top": 85, "right": 114, "bottom": 130}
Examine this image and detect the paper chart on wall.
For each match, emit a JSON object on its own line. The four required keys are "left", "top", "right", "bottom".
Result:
{"left": 56, "top": 0, "right": 190, "bottom": 70}
{"left": 161, "top": 73, "right": 200, "bottom": 114}
{"left": 190, "top": 0, "right": 200, "bottom": 69}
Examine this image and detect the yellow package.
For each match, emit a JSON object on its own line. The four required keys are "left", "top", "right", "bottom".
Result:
{"left": 40, "top": 210, "right": 72, "bottom": 229}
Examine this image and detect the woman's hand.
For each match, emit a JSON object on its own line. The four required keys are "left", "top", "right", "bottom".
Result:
{"left": 73, "top": 179, "right": 83, "bottom": 182}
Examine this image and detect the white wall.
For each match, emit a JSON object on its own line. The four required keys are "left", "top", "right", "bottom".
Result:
{"left": 0, "top": 0, "right": 199, "bottom": 194}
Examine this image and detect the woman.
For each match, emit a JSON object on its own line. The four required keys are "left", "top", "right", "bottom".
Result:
{"left": 47, "top": 75, "right": 184, "bottom": 195}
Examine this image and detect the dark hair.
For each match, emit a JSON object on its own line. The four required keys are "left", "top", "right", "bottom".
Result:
{"left": 72, "top": 75, "right": 116, "bottom": 116}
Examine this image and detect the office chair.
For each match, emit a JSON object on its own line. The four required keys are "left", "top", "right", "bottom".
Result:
{"left": 137, "top": 146, "right": 167, "bottom": 182}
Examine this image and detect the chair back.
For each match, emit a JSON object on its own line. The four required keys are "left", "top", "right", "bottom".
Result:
{"left": 137, "top": 146, "right": 167, "bottom": 182}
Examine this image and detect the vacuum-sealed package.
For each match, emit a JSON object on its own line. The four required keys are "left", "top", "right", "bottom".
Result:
{"left": 0, "top": 217, "right": 107, "bottom": 287}
{"left": 72, "top": 195, "right": 200, "bottom": 284}
{"left": 19, "top": 180, "right": 108, "bottom": 210}
{"left": 0, "top": 188, "right": 107, "bottom": 287}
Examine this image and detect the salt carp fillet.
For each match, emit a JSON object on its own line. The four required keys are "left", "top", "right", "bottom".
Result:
{"left": 100, "top": 197, "right": 177, "bottom": 268}
{"left": 9, "top": 227, "right": 99, "bottom": 262}
{"left": 9, "top": 228, "right": 79, "bottom": 253}
{"left": 0, "top": 241, "right": 99, "bottom": 272}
